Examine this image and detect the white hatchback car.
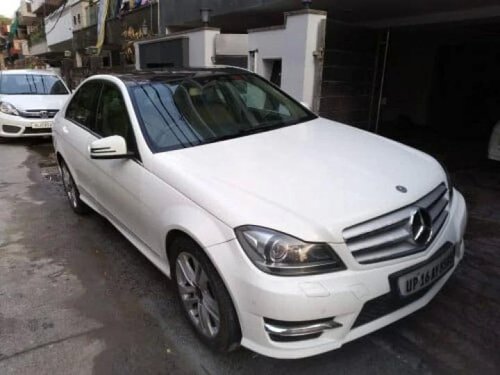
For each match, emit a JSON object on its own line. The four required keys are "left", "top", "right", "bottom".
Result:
{"left": 0, "top": 69, "right": 70, "bottom": 138}
{"left": 52, "top": 69, "right": 467, "bottom": 359}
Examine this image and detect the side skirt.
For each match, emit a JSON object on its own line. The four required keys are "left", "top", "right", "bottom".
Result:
{"left": 79, "top": 192, "right": 172, "bottom": 279}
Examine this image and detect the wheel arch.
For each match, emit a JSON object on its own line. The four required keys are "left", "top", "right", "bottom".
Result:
{"left": 55, "top": 151, "right": 64, "bottom": 166}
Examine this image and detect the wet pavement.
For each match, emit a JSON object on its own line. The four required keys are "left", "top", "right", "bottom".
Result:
{"left": 0, "top": 138, "right": 499, "bottom": 375}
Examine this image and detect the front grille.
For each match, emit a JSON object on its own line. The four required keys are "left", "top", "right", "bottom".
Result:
{"left": 343, "top": 184, "right": 449, "bottom": 264}
{"left": 2, "top": 125, "right": 21, "bottom": 133}
{"left": 19, "top": 110, "right": 58, "bottom": 119}
{"left": 24, "top": 127, "right": 52, "bottom": 134}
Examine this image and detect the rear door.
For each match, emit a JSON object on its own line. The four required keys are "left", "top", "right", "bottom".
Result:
{"left": 57, "top": 80, "right": 103, "bottom": 200}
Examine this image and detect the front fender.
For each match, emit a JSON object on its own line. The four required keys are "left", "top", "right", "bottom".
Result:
{"left": 160, "top": 203, "right": 235, "bottom": 266}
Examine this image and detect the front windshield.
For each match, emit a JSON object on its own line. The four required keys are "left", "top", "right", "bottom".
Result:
{"left": 0, "top": 74, "right": 69, "bottom": 95}
{"left": 131, "top": 73, "right": 316, "bottom": 152}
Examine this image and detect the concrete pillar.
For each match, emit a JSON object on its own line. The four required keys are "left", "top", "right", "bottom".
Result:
{"left": 248, "top": 9, "right": 327, "bottom": 108}
{"left": 75, "top": 51, "right": 83, "bottom": 68}
{"left": 184, "top": 27, "right": 220, "bottom": 67}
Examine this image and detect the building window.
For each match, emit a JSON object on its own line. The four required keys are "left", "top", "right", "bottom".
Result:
{"left": 73, "top": 16, "right": 77, "bottom": 25}
{"left": 77, "top": 14, "right": 81, "bottom": 24}
{"left": 26, "top": 3, "right": 31, "bottom": 13}
{"left": 263, "top": 59, "right": 282, "bottom": 87}
{"left": 101, "top": 50, "right": 112, "bottom": 68}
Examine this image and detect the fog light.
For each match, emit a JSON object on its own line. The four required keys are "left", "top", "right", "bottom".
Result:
{"left": 2, "top": 125, "right": 21, "bottom": 134}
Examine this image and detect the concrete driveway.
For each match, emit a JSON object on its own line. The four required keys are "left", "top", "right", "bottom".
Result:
{"left": 0, "top": 139, "right": 499, "bottom": 375}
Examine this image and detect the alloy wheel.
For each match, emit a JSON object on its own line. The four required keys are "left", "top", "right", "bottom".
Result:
{"left": 61, "top": 164, "right": 78, "bottom": 208}
{"left": 176, "top": 252, "right": 221, "bottom": 338}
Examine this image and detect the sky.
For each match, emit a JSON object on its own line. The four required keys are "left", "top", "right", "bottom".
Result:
{"left": 0, "top": 0, "right": 22, "bottom": 19}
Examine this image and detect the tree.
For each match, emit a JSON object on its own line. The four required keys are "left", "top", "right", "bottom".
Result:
{"left": 0, "top": 16, "right": 11, "bottom": 25}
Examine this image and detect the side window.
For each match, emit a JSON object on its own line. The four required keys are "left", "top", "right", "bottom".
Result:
{"left": 95, "top": 83, "right": 137, "bottom": 152}
{"left": 66, "top": 81, "right": 102, "bottom": 130}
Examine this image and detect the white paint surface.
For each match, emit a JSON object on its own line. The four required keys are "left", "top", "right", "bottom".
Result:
{"left": 248, "top": 11, "right": 326, "bottom": 108}
{"left": 185, "top": 28, "right": 220, "bottom": 67}
{"left": 45, "top": 5, "right": 73, "bottom": 47}
{"left": 215, "top": 34, "right": 249, "bottom": 56}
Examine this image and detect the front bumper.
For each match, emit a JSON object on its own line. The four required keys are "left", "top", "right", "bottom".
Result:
{"left": 207, "top": 190, "right": 467, "bottom": 359}
{"left": 0, "top": 113, "right": 53, "bottom": 138}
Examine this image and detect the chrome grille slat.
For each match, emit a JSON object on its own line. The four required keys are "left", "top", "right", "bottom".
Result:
{"left": 19, "top": 110, "right": 58, "bottom": 119}
{"left": 433, "top": 207, "right": 448, "bottom": 234}
{"left": 343, "top": 208, "right": 414, "bottom": 240}
{"left": 355, "top": 242, "right": 417, "bottom": 264}
{"left": 350, "top": 226, "right": 411, "bottom": 253}
{"left": 343, "top": 183, "right": 450, "bottom": 264}
{"left": 430, "top": 198, "right": 448, "bottom": 222}
{"left": 344, "top": 217, "right": 409, "bottom": 243}
{"left": 415, "top": 184, "right": 447, "bottom": 209}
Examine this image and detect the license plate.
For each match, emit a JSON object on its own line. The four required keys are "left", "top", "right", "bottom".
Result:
{"left": 397, "top": 246, "right": 455, "bottom": 297}
{"left": 31, "top": 122, "right": 53, "bottom": 129}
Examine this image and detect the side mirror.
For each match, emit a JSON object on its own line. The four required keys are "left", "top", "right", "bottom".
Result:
{"left": 89, "top": 136, "right": 133, "bottom": 160}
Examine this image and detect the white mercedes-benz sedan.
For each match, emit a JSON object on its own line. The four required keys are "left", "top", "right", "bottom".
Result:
{"left": 52, "top": 68, "right": 467, "bottom": 359}
{"left": 0, "top": 69, "right": 70, "bottom": 138}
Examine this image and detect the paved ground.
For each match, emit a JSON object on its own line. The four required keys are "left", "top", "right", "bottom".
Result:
{"left": 0, "top": 138, "right": 499, "bottom": 375}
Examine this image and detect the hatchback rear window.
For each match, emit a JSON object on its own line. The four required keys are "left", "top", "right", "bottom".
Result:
{"left": 0, "top": 74, "right": 69, "bottom": 95}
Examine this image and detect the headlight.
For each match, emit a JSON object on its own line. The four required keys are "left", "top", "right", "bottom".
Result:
{"left": 235, "top": 225, "right": 345, "bottom": 276}
{"left": 0, "top": 102, "right": 19, "bottom": 116}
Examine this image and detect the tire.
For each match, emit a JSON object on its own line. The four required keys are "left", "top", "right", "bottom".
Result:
{"left": 60, "top": 160, "right": 89, "bottom": 215}
{"left": 171, "top": 235, "right": 241, "bottom": 352}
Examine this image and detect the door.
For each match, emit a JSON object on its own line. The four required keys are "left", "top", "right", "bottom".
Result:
{"left": 87, "top": 82, "right": 154, "bottom": 251}
{"left": 59, "top": 80, "right": 102, "bottom": 199}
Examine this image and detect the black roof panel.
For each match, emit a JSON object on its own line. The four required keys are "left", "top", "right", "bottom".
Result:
{"left": 116, "top": 67, "right": 248, "bottom": 85}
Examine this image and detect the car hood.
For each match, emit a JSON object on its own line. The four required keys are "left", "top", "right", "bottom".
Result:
{"left": 0, "top": 94, "right": 69, "bottom": 111}
{"left": 152, "top": 118, "right": 445, "bottom": 243}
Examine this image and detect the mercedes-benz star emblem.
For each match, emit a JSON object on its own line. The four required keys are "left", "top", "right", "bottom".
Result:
{"left": 409, "top": 208, "right": 433, "bottom": 246}
{"left": 40, "top": 111, "right": 49, "bottom": 119}
{"left": 396, "top": 185, "right": 407, "bottom": 193}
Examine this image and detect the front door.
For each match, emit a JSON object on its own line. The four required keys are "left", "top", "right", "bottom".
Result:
{"left": 58, "top": 80, "right": 102, "bottom": 198}
{"left": 87, "top": 82, "right": 153, "bottom": 251}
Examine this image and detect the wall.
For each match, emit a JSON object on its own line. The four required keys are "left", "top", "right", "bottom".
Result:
{"left": 187, "top": 28, "right": 220, "bottom": 66}
{"left": 71, "top": 0, "right": 89, "bottom": 31}
{"left": 248, "top": 10, "right": 326, "bottom": 107}
{"left": 159, "top": 0, "right": 287, "bottom": 34}
{"left": 381, "top": 30, "right": 440, "bottom": 126}
{"left": 135, "top": 27, "right": 221, "bottom": 69}
{"left": 45, "top": 3, "right": 73, "bottom": 47}
{"left": 19, "top": 0, "right": 36, "bottom": 18}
